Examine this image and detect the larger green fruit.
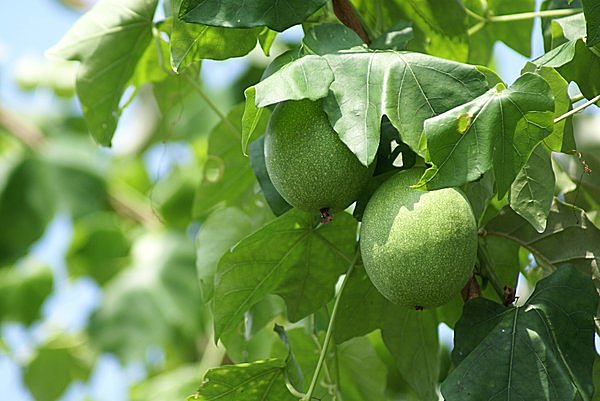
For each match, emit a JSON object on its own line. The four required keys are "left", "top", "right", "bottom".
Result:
{"left": 264, "top": 100, "right": 373, "bottom": 213}
{"left": 360, "top": 169, "right": 477, "bottom": 308}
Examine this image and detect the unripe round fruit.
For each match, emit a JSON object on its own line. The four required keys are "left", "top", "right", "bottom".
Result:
{"left": 264, "top": 99, "right": 373, "bottom": 213}
{"left": 360, "top": 169, "right": 477, "bottom": 308}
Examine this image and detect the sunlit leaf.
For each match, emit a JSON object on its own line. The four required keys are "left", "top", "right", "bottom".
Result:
{"left": 179, "top": 0, "right": 328, "bottom": 32}
{"left": 213, "top": 209, "right": 357, "bottom": 339}
{"left": 189, "top": 359, "right": 296, "bottom": 401}
{"left": 417, "top": 73, "right": 554, "bottom": 196}
{"left": 442, "top": 266, "right": 598, "bottom": 401}
{"left": 47, "top": 0, "right": 158, "bottom": 145}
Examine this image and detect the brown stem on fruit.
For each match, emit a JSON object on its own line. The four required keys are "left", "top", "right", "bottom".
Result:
{"left": 503, "top": 286, "right": 517, "bottom": 306}
{"left": 320, "top": 208, "right": 333, "bottom": 224}
{"left": 461, "top": 274, "right": 481, "bottom": 302}
{"left": 332, "top": 0, "right": 371, "bottom": 44}
{"left": 415, "top": 305, "right": 424, "bottom": 311}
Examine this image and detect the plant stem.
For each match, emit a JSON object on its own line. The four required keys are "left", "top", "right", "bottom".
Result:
{"left": 465, "top": 7, "right": 580, "bottom": 24}
{"left": 554, "top": 94, "right": 600, "bottom": 124}
{"left": 302, "top": 250, "right": 359, "bottom": 401}
{"left": 182, "top": 73, "right": 241, "bottom": 138}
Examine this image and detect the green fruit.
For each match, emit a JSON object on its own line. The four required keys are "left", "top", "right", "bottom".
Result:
{"left": 359, "top": 169, "right": 477, "bottom": 308}
{"left": 264, "top": 99, "right": 373, "bottom": 213}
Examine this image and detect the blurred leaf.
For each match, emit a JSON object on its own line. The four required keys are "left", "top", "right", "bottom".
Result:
{"left": 533, "top": 38, "right": 600, "bottom": 100}
{"left": 509, "top": 144, "right": 556, "bottom": 232}
{"left": 47, "top": 0, "right": 158, "bottom": 145}
{"left": 337, "top": 336, "right": 388, "bottom": 401}
{"left": 66, "top": 212, "right": 131, "bottom": 284}
{"left": 194, "top": 104, "right": 262, "bottom": 218}
{"left": 484, "top": 199, "right": 600, "bottom": 273}
{"left": 465, "top": 0, "right": 535, "bottom": 64}
{"left": 442, "top": 266, "right": 598, "bottom": 401}
{"left": 0, "top": 156, "right": 56, "bottom": 265}
{"left": 213, "top": 209, "right": 357, "bottom": 339}
{"left": 582, "top": 0, "right": 600, "bottom": 46}
{"left": 189, "top": 359, "right": 296, "bottom": 401}
{"left": 248, "top": 136, "right": 292, "bottom": 216}
{"left": 24, "top": 335, "right": 95, "bottom": 401}
{"left": 153, "top": 164, "right": 197, "bottom": 228}
{"left": 335, "top": 265, "right": 440, "bottom": 400}
{"left": 89, "top": 231, "right": 202, "bottom": 362}
{"left": 0, "top": 262, "right": 53, "bottom": 325}
{"left": 171, "top": 0, "right": 259, "bottom": 72}
{"left": 179, "top": 0, "right": 327, "bottom": 32}
{"left": 417, "top": 74, "right": 554, "bottom": 196}
{"left": 195, "top": 207, "right": 254, "bottom": 302}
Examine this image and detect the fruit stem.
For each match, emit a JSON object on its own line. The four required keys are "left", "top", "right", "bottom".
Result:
{"left": 302, "top": 250, "right": 360, "bottom": 401}
{"left": 320, "top": 208, "right": 333, "bottom": 224}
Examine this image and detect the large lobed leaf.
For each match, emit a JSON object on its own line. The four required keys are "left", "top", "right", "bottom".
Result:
{"left": 484, "top": 199, "right": 600, "bottom": 273}
{"left": 47, "top": 0, "right": 158, "bottom": 145}
{"left": 179, "top": 0, "right": 327, "bottom": 32}
{"left": 442, "top": 266, "right": 599, "bottom": 401}
{"left": 213, "top": 209, "right": 357, "bottom": 340}
{"left": 417, "top": 73, "right": 554, "bottom": 195}
{"left": 245, "top": 49, "right": 490, "bottom": 167}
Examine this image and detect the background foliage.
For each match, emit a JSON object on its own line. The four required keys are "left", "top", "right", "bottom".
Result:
{"left": 1, "top": 0, "right": 600, "bottom": 401}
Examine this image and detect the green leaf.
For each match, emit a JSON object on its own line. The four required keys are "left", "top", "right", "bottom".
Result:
{"left": 248, "top": 136, "right": 292, "bottom": 216}
{"left": 171, "top": 0, "right": 259, "bottom": 72}
{"left": 89, "top": 231, "right": 202, "bottom": 362}
{"left": 47, "top": 0, "right": 158, "bottom": 146}
{"left": 213, "top": 209, "right": 357, "bottom": 339}
{"left": 189, "top": 359, "right": 296, "bottom": 401}
{"left": 302, "top": 23, "right": 365, "bottom": 55}
{"left": 582, "top": 0, "right": 600, "bottom": 46}
{"left": 335, "top": 265, "right": 440, "bottom": 400}
{"left": 0, "top": 262, "right": 53, "bottom": 325}
{"left": 321, "top": 50, "right": 489, "bottom": 165}
{"left": 541, "top": 0, "right": 582, "bottom": 51}
{"left": 521, "top": 64, "right": 575, "bottom": 153}
{"left": 533, "top": 38, "right": 600, "bottom": 100}
{"left": 273, "top": 324, "right": 305, "bottom": 393}
{"left": 370, "top": 21, "right": 414, "bottom": 51}
{"left": 465, "top": 0, "right": 535, "bottom": 64}
{"left": 397, "top": 0, "right": 468, "bottom": 61}
{"left": 417, "top": 73, "right": 554, "bottom": 195}
{"left": 484, "top": 199, "right": 600, "bottom": 273}
{"left": 195, "top": 207, "right": 254, "bottom": 302}
{"left": 179, "top": 0, "right": 327, "bottom": 32}
{"left": 461, "top": 171, "right": 495, "bottom": 225}
{"left": 24, "top": 335, "right": 95, "bottom": 401}
{"left": 131, "top": 365, "right": 201, "bottom": 401}
{"left": 337, "top": 336, "right": 388, "bottom": 401}
{"left": 509, "top": 144, "right": 556, "bottom": 232}
{"left": 66, "top": 212, "right": 131, "bottom": 285}
{"left": 194, "top": 104, "right": 262, "bottom": 218}
{"left": 442, "top": 266, "right": 599, "bottom": 401}
{"left": 0, "top": 156, "right": 56, "bottom": 265}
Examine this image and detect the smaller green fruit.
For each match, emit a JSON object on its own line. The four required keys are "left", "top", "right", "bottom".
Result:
{"left": 264, "top": 99, "right": 373, "bottom": 213}
{"left": 360, "top": 169, "right": 477, "bottom": 308}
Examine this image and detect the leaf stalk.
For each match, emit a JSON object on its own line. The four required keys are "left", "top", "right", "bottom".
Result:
{"left": 302, "top": 250, "right": 360, "bottom": 401}
{"left": 554, "top": 94, "right": 600, "bottom": 124}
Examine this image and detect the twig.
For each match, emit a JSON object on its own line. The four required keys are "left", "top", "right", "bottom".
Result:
{"left": 0, "top": 105, "right": 45, "bottom": 150}
{"left": 554, "top": 94, "right": 600, "bottom": 124}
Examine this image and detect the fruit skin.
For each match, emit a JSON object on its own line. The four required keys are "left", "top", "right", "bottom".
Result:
{"left": 264, "top": 99, "right": 373, "bottom": 213}
{"left": 359, "top": 169, "right": 477, "bottom": 308}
